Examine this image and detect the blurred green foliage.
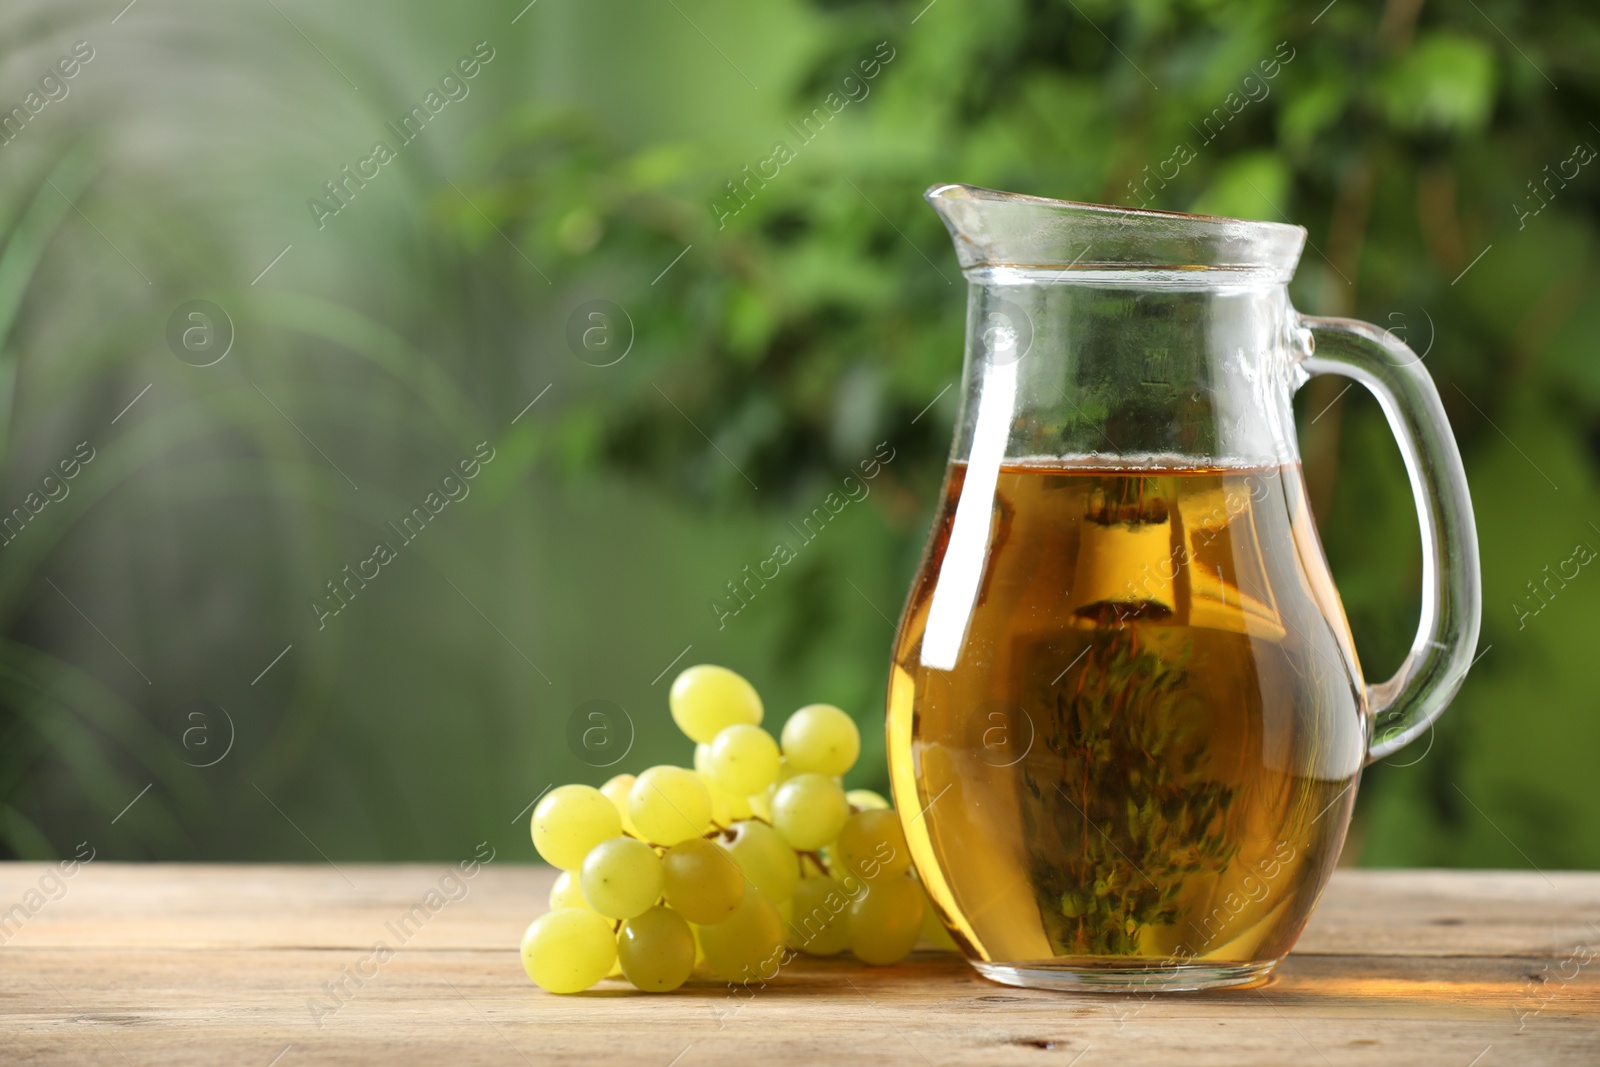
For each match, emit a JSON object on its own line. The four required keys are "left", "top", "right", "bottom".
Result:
{"left": 0, "top": 0, "right": 1596, "bottom": 870}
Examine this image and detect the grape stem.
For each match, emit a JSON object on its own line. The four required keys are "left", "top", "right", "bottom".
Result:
{"left": 797, "top": 851, "right": 829, "bottom": 878}
{"left": 704, "top": 813, "right": 775, "bottom": 843}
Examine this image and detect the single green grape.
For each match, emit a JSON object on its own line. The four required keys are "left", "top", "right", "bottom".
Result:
{"left": 532, "top": 784, "right": 622, "bottom": 870}
{"left": 709, "top": 724, "right": 781, "bottom": 796}
{"left": 580, "top": 836, "right": 663, "bottom": 920}
{"left": 846, "top": 788, "right": 890, "bottom": 812}
{"left": 660, "top": 837, "right": 746, "bottom": 924}
{"left": 696, "top": 890, "right": 787, "bottom": 983}
{"left": 520, "top": 909, "right": 617, "bottom": 994}
{"left": 723, "top": 819, "right": 798, "bottom": 904}
{"left": 787, "top": 874, "right": 852, "bottom": 956}
{"left": 693, "top": 743, "right": 714, "bottom": 776}
{"left": 628, "top": 765, "right": 713, "bottom": 846}
{"left": 618, "top": 906, "right": 696, "bottom": 992}
{"left": 771, "top": 773, "right": 849, "bottom": 852}
{"left": 780, "top": 704, "right": 860, "bottom": 776}
{"left": 600, "top": 774, "right": 640, "bottom": 838}
{"left": 548, "top": 869, "right": 596, "bottom": 912}
{"left": 669, "top": 665, "right": 763, "bottom": 743}
{"left": 833, "top": 809, "right": 912, "bottom": 884}
{"left": 848, "top": 874, "right": 925, "bottom": 965}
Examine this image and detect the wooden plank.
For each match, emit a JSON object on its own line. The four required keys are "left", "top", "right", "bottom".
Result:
{"left": 0, "top": 864, "right": 1594, "bottom": 1065}
{"left": 1296, "top": 869, "right": 1600, "bottom": 957}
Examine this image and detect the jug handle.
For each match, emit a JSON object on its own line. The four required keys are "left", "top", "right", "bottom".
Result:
{"left": 1295, "top": 314, "right": 1483, "bottom": 764}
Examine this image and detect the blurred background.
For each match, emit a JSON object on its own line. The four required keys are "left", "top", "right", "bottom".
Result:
{"left": 0, "top": 0, "right": 1594, "bottom": 869}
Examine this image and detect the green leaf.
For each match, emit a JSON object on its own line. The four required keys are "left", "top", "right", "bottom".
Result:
{"left": 1279, "top": 74, "right": 1349, "bottom": 154}
{"left": 1379, "top": 33, "right": 1498, "bottom": 133}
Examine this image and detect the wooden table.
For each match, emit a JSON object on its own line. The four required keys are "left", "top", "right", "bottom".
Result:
{"left": 0, "top": 863, "right": 1595, "bottom": 1065}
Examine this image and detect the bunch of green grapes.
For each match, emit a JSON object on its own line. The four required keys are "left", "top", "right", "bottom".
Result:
{"left": 519, "top": 664, "right": 957, "bottom": 995}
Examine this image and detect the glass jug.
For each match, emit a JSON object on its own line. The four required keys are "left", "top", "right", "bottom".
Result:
{"left": 887, "top": 184, "right": 1481, "bottom": 992}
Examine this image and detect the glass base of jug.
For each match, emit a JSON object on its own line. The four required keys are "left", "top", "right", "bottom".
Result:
{"left": 972, "top": 958, "right": 1278, "bottom": 993}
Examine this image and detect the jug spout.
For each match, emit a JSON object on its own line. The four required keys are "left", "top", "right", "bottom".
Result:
{"left": 925, "top": 183, "right": 1305, "bottom": 280}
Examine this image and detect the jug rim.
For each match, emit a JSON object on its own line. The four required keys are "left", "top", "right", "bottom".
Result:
{"left": 926, "top": 183, "right": 1307, "bottom": 282}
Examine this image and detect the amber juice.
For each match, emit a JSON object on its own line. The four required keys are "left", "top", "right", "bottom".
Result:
{"left": 888, "top": 460, "right": 1367, "bottom": 982}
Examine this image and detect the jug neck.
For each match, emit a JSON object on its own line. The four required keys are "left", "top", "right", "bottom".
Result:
{"left": 948, "top": 274, "right": 1306, "bottom": 471}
